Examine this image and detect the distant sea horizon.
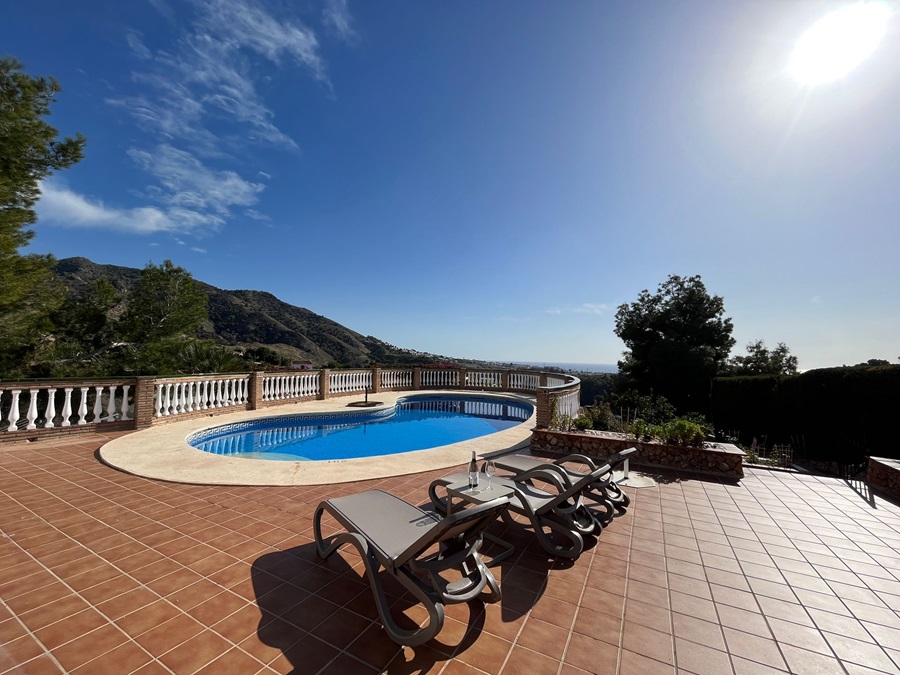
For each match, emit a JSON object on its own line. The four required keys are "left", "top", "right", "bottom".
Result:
{"left": 515, "top": 361, "right": 618, "bottom": 374}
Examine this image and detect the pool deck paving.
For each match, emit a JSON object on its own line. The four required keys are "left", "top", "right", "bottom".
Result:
{"left": 2, "top": 427, "right": 900, "bottom": 674}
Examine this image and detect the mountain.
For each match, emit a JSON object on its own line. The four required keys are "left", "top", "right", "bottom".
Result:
{"left": 50, "top": 257, "right": 443, "bottom": 368}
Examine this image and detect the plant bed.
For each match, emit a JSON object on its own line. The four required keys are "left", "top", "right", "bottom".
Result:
{"left": 531, "top": 428, "right": 745, "bottom": 479}
{"left": 867, "top": 457, "right": 900, "bottom": 502}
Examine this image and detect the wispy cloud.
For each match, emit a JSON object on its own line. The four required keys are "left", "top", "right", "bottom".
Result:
{"left": 191, "top": 247, "right": 207, "bottom": 253}
{"left": 323, "top": 0, "right": 357, "bottom": 43}
{"left": 244, "top": 208, "right": 271, "bottom": 222}
{"left": 125, "top": 31, "right": 152, "bottom": 60}
{"left": 39, "top": 183, "right": 180, "bottom": 234}
{"left": 545, "top": 303, "right": 609, "bottom": 316}
{"left": 128, "top": 144, "right": 263, "bottom": 217}
{"left": 46, "top": 0, "right": 350, "bottom": 237}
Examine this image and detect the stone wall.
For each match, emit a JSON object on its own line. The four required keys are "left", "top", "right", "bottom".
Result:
{"left": 867, "top": 457, "right": 900, "bottom": 502}
{"left": 531, "top": 429, "right": 745, "bottom": 479}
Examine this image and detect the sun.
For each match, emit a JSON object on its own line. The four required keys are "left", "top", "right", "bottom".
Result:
{"left": 788, "top": 2, "right": 891, "bottom": 86}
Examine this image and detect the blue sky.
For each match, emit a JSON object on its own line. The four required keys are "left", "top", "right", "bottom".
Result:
{"left": 5, "top": 0, "right": 899, "bottom": 369}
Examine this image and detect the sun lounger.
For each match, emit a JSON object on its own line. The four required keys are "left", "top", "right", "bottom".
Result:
{"left": 313, "top": 488, "right": 510, "bottom": 646}
{"left": 491, "top": 447, "right": 636, "bottom": 527}
{"left": 428, "top": 462, "right": 610, "bottom": 559}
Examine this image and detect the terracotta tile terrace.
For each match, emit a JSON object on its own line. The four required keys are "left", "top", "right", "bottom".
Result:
{"left": 2, "top": 432, "right": 899, "bottom": 674}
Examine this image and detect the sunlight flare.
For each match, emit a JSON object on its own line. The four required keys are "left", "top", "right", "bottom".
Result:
{"left": 788, "top": 1, "right": 891, "bottom": 85}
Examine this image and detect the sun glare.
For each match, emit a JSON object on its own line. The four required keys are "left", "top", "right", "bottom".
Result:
{"left": 788, "top": 2, "right": 891, "bottom": 86}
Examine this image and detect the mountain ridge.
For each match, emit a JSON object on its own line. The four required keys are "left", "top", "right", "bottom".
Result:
{"left": 51, "top": 257, "right": 437, "bottom": 368}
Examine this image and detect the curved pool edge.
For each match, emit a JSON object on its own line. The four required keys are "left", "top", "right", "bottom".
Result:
{"left": 99, "top": 390, "right": 536, "bottom": 486}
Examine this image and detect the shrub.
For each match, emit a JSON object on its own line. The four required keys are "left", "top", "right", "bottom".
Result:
{"left": 572, "top": 416, "right": 592, "bottom": 431}
{"left": 661, "top": 419, "right": 705, "bottom": 446}
{"left": 580, "top": 402, "right": 616, "bottom": 431}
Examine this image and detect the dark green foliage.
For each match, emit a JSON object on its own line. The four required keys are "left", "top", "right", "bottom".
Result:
{"left": 712, "top": 365, "right": 900, "bottom": 461}
{"left": 614, "top": 275, "right": 735, "bottom": 412}
{"left": 606, "top": 389, "right": 677, "bottom": 425}
{"left": 125, "top": 339, "right": 245, "bottom": 376}
{"left": 578, "top": 372, "right": 616, "bottom": 406}
{"left": 725, "top": 340, "right": 799, "bottom": 376}
{"left": 0, "top": 58, "right": 85, "bottom": 377}
{"left": 572, "top": 415, "right": 592, "bottom": 431}
{"left": 121, "top": 260, "right": 208, "bottom": 343}
{"left": 27, "top": 279, "right": 121, "bottom": 377}
{"left": 578, "top": 402, "right": 617, "bottom": 431}
{"left": 241, "top": 346, "right": 290, "bottom": 369}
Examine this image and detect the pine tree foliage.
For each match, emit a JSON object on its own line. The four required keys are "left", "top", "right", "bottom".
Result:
{"left": 0, "top": 57, "right": 85, "bottom": 376}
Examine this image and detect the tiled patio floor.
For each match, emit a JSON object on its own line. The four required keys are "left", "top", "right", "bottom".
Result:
{"left": 1, "top": 433, "right": 899, "bottom": 674}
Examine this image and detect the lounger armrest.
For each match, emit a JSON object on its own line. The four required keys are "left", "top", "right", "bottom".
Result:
{"left": 555, "top": 454, "right": 602, "bottom": 471}
{"left": 513, "top": 465, "right": 570, "bottom": 492}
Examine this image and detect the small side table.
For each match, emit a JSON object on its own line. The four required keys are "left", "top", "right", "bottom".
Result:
{"left": 444, "top": 479, "right": 515, "bottom": 567}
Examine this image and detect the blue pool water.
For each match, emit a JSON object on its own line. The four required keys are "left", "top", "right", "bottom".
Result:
{"left": 187, "top": 394, "right": 534, "bottom": 461}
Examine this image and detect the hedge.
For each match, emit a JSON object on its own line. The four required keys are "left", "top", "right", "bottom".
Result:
{"left": 711, "top": 365, "right": 900, "bottom": 461}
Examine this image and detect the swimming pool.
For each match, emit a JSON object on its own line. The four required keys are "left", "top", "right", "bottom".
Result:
{"left": 187, "top": 394, "right": 534, "bottom": 461}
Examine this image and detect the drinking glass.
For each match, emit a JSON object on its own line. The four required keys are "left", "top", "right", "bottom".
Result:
{"left": 484, "top": 460, "right": 496, "bottom": 491}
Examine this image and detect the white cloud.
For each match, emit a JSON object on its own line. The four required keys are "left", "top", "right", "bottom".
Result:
{"left": 244, "top": 208, "right": 271, "bottom": 222}
{"left": 323, "top": 0, "right": 357, "bottom": 43}
{"left": 127, "top": 144, "right": 264, "bottom": 217}
{"left": 191, "top": 247, "right": 207, "bottom": 253}
{"left": 78, "top": 0, "right": 338, "bottom": 238}
{"left": 125, "top": 31, "right": 152, "bottom": 60}
{"left": 545, "top": 303, "right": 609, "bottom": 316}
{"left": 38, "top": 183, "right": 178, "bottom": 234}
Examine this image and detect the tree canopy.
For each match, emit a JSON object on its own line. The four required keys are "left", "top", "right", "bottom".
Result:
{"left": 725, "top": 340, "right": 799, "bottom": 376}
{"left": 614, "top": 274, "right": 735, "bottom": 411}
{"left": 121, "top": 260, "right": 209, "bottom": 343}
{"left": 0, "top": 57, "right": 85, "bottom": 376}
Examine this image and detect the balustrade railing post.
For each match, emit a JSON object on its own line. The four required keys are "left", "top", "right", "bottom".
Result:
{"left": 248, "top": 372, "right": 262, "bottom": 410}
{"left": 502, "top": 371, "right": 511, "bottom": 392}
{"left": 134, "top": 377, "right": 157, "bottom": 430}
{"left": 539, "top": 373, "right": 548, "bottom": 387}
{"left": 535, "top": 388, "right": 552, "bottom": 429}
{"left": 412, "top": 368, "right": 422, "bottom": 391}
{"left": 458, "top": 368, "right": 467, "bottom": 389}
{"left": 371, "top": 367, "right": 381, "bottom": 393}
{"left": 319, "top": 369, "right": 330, "bottom": 400}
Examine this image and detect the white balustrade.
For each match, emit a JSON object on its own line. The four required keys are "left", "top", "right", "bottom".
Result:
{"left": 261, "top": 373, "right": 320, "bottom": 402}
{"left": 381, "top": 370, "right": 413, "bottom": 389}
{"left": 510, "top": 373, "right": 540, "bottom": 391}
{"left": 466, "top": 371, "right": 503, "bottom": 389}
{"left": 328, "top": 370, "right": 371, "bottom": 395}
{"left": 152, "top": 376, "right": 249, "bottom": 419}
{"left": 0, "top": 383, "right": 135, "bottom": 433}
{"left": 421, "top": 369, "right": 460, "bottom": 388}
{"left": 553, "top": 389, "right": 581, "bottom": 422}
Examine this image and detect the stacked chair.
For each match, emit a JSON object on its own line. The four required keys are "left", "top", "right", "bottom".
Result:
{"left": 428, "top": 461, "right": 613, "bottom": 559}
{"left": 491, "top": 447, "right": 637, "bottom": 529}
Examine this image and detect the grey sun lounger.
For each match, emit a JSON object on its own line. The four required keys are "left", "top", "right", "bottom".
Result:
{"left": 313, "top": 488, "right": 510, "bottom": 646}
{"left": 491, "top": 447, "right": 636, "bottom": 528}
{"left": 428, "top": 462, "right": 610, "bottom": 559}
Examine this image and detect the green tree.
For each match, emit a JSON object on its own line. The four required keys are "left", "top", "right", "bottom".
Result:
{"left": 121, "top": 260, "right": 208, "bottom": 343}
{"left": 614, "top": 274, "right": 735, "bottom": 411}
{"left": 30, "top": 279, "right": 121, "bottom": 377}
{"left": 725, "top": 340, "right": 799, "bottom": 376}
{"left": 0, "top": 57, "right": 85, "bottom": 376}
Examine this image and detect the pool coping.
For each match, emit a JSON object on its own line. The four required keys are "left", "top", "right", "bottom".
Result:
{"left": 99, "top": 390, "right": 536, "bottom": 486}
